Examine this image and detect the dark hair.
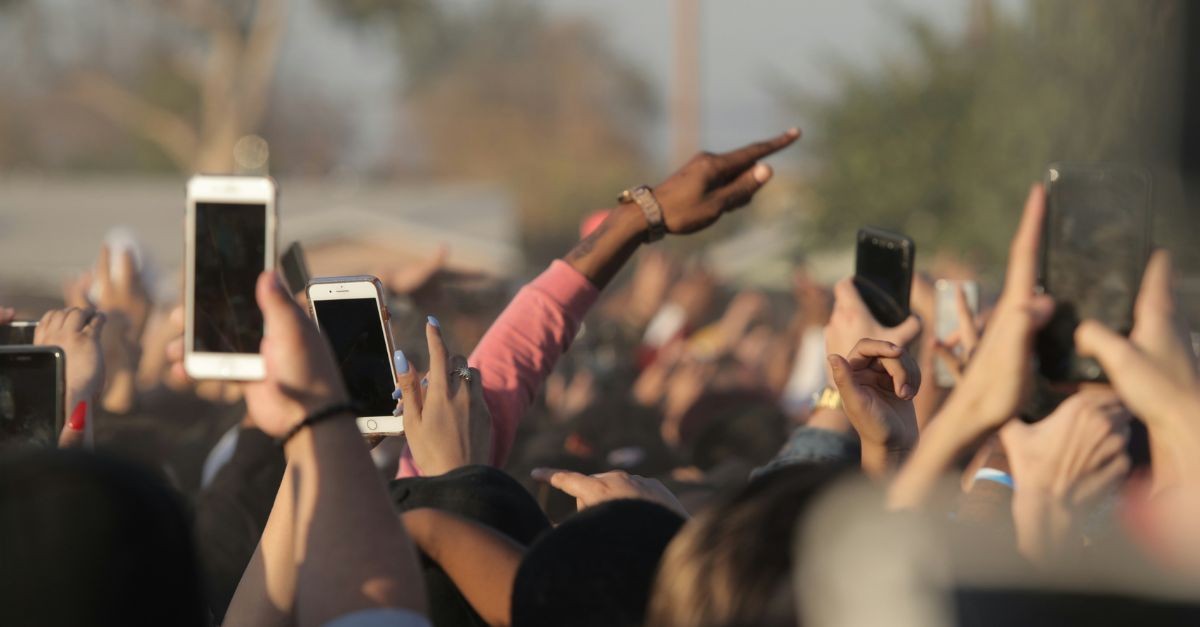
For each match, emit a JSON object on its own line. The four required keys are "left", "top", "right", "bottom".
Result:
{"left": 647, "top": 462, "right": 849, "bottom": 627}
{"left": 0, "top": 450, "right": 206, "bottom": 627}
{"left": 512, "top": 499, "right": 685, "bottom": 627}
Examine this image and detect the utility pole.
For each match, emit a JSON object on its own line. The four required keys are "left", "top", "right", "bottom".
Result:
{"left": 671, "top": 0, "right": 700, "bottom": 166}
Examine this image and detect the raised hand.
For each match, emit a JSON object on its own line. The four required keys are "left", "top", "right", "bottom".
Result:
{"left": 393, "top": 318, "right": 492, "bottom": 476}
{"left": 531, "top": 467, "right": 688, "bottom": 517}
{"left": 937, "top": 185, "right": 1055, "bottom": 436}
{"left": 1000, "top": 389, "right": 1131, "bottom": 562}
{"left": 828, "top": 338, "right": 921, "bottom": 477}
{"left": 932, "top": 282, "right": 984, "bottom": 385}
{"left": 890, "top": 185, "right": 1056, "bottom": 510}
{"left": 825, "top": 277, "right": 922, "bottom": 361}
{"left": 654, "top": 129, "right": 800, "bottom": 235}
{"left": 34, "top": 307, "right": 106, "bottom": 449}
{"left": 240, "top": 273, "right": 348, "bottom": 438}
{"left": 35, "top": 308, "right": 106, "bottom": 405}
{"left": 1075, "top": 250, "right": 1200, "bottom": 490}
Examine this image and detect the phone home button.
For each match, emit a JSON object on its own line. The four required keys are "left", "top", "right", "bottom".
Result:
{"left": 366, "top": 419, "right": 378, "bottom": 431}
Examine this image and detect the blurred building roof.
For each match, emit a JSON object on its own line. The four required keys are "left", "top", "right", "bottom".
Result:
{"left": 0, "top": 175, "right": 522, "bottom": 302}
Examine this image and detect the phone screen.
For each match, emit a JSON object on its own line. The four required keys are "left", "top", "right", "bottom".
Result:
{"left": 855, "top": 229, "right": 914, "bottom": 327}
{"left": 0, "top": 351, "right": 60, "bottom": 446}
{"left": 313, "top": 298, "right": 395, "bottom": 416}
{"left": 1039, "top": 166, "right": 1150, "bottom": 381}
{"left": 193, "top": 202, "right": 266, "bottom": 354}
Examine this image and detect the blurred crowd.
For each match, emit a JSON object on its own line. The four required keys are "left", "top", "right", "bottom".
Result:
{"left": 3, "top": 128, "right": 1200, "bottom": 627}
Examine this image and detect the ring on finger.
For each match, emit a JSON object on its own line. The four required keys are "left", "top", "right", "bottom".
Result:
{"left": 452, "top": 366, "right": 473, "bottom": 382}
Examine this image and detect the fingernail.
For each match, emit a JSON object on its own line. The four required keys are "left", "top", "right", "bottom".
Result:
{"left": 391, "top": 388, "right": 404, "bottom": 400}
{"left": 394, "top": 349, "right": 409, "bottom": 375}
{"left": 753, "top": 163, "right": 772, "bottom": 183}
{"left": 68, "top": 400, "right": 87, "bottom": 430}
{"left": 427, "top": 315, "right": 440, "bottom": 329}
{"left": 900, "top": 384, "right": 915, "bottom": 399}
{"left": 786, "top": 127, "right": 800, "bottom": 137}
{"left": 421, "top": 377, "right": 428, "bottom": 387}
{"left": 392, "top": 407, "right": 403, "bottom": 417}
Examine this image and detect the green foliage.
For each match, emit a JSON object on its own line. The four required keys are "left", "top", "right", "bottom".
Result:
{"left": 792, "top": 0, "right": 1181, "bottom": 273}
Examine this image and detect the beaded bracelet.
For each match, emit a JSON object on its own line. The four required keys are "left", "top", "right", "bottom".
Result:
{"left": 276, "top": 402, "right": 358, "bottom": 446}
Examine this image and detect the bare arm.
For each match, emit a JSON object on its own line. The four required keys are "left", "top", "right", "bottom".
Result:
{"left": 401, "top": 509, "right": 525, "bottom": 627}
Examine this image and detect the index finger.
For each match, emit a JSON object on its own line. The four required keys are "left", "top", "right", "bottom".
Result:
{"left": 530, "top": 467, "right": 600, "bottom": 499}
{"left": 425, "top": 316, "right": 449, "bottom": 391}
{"left": 711, "top": 128, "right": 800, "bottom": 177}
{"left": 1002, "top": 184, "right": 1045, "bottom": 300}
{"left": 846, "top": 338, "right": 904, "bottom": 366}
{"left": 96, "top": 245, "right": 113, "bottom": 295}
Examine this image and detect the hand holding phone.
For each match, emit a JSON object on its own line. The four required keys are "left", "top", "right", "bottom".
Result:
{"left": 307, "top": 276, "right": 403, "bottom": 435}
{"left": 854, "top": 227, "right": 915, "bottom": 328}
{"left": 184, "top": 175, "right": 277, "bottom": 380}
{"left": 1036, "top": 164, "right": 1152, "bottom": 382}
{"left": 934, "top": 280, "right": 980, "bottom": 387}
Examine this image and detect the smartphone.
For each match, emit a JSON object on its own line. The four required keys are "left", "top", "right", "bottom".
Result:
{"left": 1036, "top": 164, "right": 1152, "bottom": 382}
{"left": 184, "top": 175, "right": 278, "bottom": 380}
{"left": 934, "top": 280, "right": 980, "bottom": 387}
{"left": 854, "top": 227, "right": 915, "bottom": 327}
{"left": 307, "top": 276, "right": 403, "bottom": 435}
{"left": 0, "top": 346, "right": 65, "bottom": 447}
{"left": 0, "top": 322, "right": 38, "bottom": 346}
{"left": 280, "top": 241, "right": 310, "bottom": 296}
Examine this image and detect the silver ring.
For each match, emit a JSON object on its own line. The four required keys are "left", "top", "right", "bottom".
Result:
{"left": 453, "top": 366, "right": 473, "bottom": 382}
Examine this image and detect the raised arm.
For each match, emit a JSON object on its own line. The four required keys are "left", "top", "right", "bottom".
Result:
{"left": 395, "top": 130, "right": 801, "bottom": 477}
{"left": 225, "top": 273, "right": 427, "bottom": 627}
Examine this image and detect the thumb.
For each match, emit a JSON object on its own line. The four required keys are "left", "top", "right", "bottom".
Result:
{"left": 393, "top": 349, "right": 423, "bottom": 422}
{"left": 1075, "top": 320, "right": 1141, "bottom": 379}
{"left": 714, "top": 163, "right": 773, "bottom": 212}
{"left": 891, "top": 314, "right": 923, "bottom": 347}
{"left": 57, "top": 400, "right": 87, "bottom": 449}
{"left": 827, "top": 354, "right": 862, "bottom": 407}
{"left": 255, "top": 272, "right": 307, "bottom": 340}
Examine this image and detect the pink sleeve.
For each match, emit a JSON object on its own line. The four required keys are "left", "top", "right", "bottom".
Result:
{"left": 397, "top": 260, "right": 599, "bottom": 478}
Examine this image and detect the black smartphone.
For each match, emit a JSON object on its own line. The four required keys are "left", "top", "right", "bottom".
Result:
{"left": 1036, "top": 164, "right": 1152, "bottom": 382}
{"left": 0, "top": 322, "right": 37, "bottom": 346}
{"left": 854, "top": 227, "right": 915, "bottom": 327}
{"left": 280, "top": 241, "right": 311, "bottom": 296}
{"left": 0, "top": 346, "right": 65, "bottom": 447}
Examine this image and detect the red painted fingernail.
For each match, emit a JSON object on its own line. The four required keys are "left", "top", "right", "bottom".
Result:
{"left": 68, "top": 400, "right": 87, "bottom": 430}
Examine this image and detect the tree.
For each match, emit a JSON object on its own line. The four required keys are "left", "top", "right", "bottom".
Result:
{"left": 329, "top": 0, "right": 657, "bottom": 263}
{"left": 788, "top": 0, "right": 1182, "bottom": 274}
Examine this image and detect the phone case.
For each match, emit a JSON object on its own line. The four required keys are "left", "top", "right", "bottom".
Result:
{"left": 855, "top": 227, "right": 915, "bottom": 328}
{"left": 1036, "top": 164, "right": 1152, "bottom": 384}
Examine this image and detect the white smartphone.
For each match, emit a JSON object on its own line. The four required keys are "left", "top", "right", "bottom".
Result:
{"left": 184, "top": 175, "right": 277, "bottom": 380}
{"left": 934, "top": 279, "right": 980, "bottom": 387}
{"left": 307, "top": 276, "right": 404, "bottom": 435}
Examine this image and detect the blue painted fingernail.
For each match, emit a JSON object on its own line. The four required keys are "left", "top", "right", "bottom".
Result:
{"left": 421, "top": 377, "right": 428, "bottom": 387}
{"left": 427, "top": 315, "right": 440, "bottom": 329}
{"left": 394, "top": 350, "right": 409, "bottom": 375}
{"left": 392, "top": 407, "right": 403, "bottom": 417}
{"left": 391, "top": 388, "right": 404, "bottom": 400}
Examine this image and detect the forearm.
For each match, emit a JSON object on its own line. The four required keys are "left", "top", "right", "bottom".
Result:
{"left": 404, "top": 509, "right": 524, "bottom": 627}
{"left": 291, "top": 419, "right": 426, "bottom": 627}
{"left": 888, "top": 400, "right": 983, "bottom": 510}
{"left": 225, "top": 465, "right": 298, "bottom": 627}
{"left": 563, "top": 203, "right": 647, "bottom": 288}
{"left": 860, "top": 442, "right": 913, "bottom": 480}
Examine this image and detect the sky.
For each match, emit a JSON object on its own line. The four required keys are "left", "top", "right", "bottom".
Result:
{"left": 273, "top": 0, "right": 1025, "bottom": 172}
{"left": 532, "top": 0, "right": 1025, "bottom": 163}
